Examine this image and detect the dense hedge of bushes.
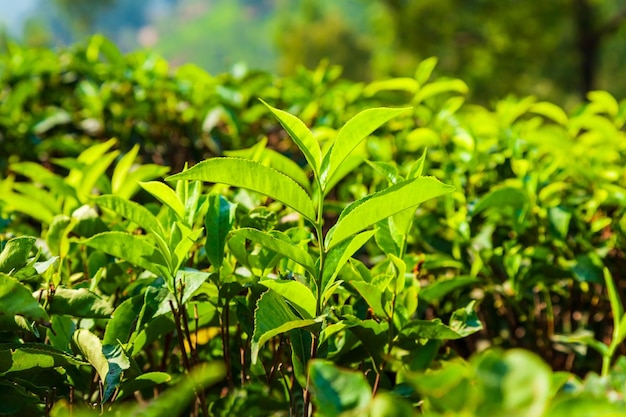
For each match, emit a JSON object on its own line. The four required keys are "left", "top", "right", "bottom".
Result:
{"left": 2, "top": 36, "right": 626, "bottom": 416}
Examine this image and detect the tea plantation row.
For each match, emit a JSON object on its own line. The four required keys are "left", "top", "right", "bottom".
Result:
{"left": 1, "top": 35, "right": 626, "bottom": 416}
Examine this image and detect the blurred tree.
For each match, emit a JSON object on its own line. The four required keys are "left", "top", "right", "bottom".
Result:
{"left": 51, "top": 0, "right": 117, "bottom": 37}
{"left": 275, "top": 0, "right": 371, "bottom": 81}
{"left": 369, "top": 0, "right": 626, "bottom": 103}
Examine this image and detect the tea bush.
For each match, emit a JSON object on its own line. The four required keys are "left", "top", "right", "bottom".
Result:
{"left": 2, "top": 35, "right": 626, "bottom": 416}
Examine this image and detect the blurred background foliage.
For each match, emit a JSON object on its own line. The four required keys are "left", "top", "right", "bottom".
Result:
{"left": 2, "top": 0, "right": 626, "bottom": 106}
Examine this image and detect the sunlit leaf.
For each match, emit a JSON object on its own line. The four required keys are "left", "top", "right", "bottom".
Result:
{"left": 0, "top": 236, "right": 36, "bottom": 274}
{"left": 326, "top": 176, "right": 454, "bottom": 249}
{"left": 251, "top": 289, "right": 317, "bottom": 364}
{"left": 205, "top": 193, "right": 236, "bottom": 269}
{"left": 40, "top": 287, "right": 113, "bottom": 318}
{"left": 77, "top": 232, "right": 170, "bottom": 279}
{"left": 0, "top": 274, "right": 49, "bottom": 325}
{"left": 260, "top": 279, "right": 317, "bottom": 319}
{"left": 230, "top": 228, "right": 316, "bottom": 277}
{"left": 262, "top": 99, "right": 322, "bottom": 177}
{"left": 320, "top": 107, "right": 409, "bottom": 187}
{"left": 139, "top": 181, "right": 186, "bottom": 220}
{"left": 167, "top": 157, "right": 316, "bottom": 222}
{"left": 0, "top": 343, "right": 86, "bottom": 376}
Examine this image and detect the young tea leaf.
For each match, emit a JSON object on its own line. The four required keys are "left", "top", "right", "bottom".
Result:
{"left": 111, "top": 144, "right": 140, "bottom": 195}
{"left": 167, "top": 158, "right": 316, "bottom": 222}
{"left": 94, "top": 195, "right": 166, "bottom": 237}
{"left": 230, "top": 228, "right": 317, "bottom": 277}
{"left": 251, "top": 289, "right": 317, "bottom": 364}
{"left": 260, "top": 279, "right": 317, "bottom": 319}
{"left": 77, "top": 232, "right": 171, "bottom": 279}
{"left": 205, "top": 193, "right": 236, "bottom": 269}
{"left": 139, "top": 181, "right": 186, "bottom": 220}
{"left": 321, "top": 230, "right": 376, "bottom": 299}
{"left": 320, "top": 107, "right": 409, "bottom": 188}
{"left": 261, "top": 99, "right": 322, "bottom": 177}
{"left": 326, "top": 176, "right": 454, "bottom": 249}
{"left": 0, "top": 236, "right": 36, "bottom": 274}
{"left": 309, "top": 360, "right": 372, "bottom": 417}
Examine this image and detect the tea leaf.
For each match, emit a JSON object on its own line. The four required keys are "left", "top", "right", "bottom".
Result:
{"left": 103, "top": 293, "right": 144, "bottom": 346}
{"left": 309, "top": 360, "right": 371, "bottom": 417}
{"left": 94, "top": 194, "right": 166, "bottom": 237}
{"left": 364, "top": 78, "right": 419, "bottom": 96}
{"left": 262, "top": 99, "right": 321, "bottom": 177}
{"left": 111, "top": 144, "right": 139, "bottom": 195}
{"left": 0, "top": 343, "right": 86, "bottom": 376}
{"left": 0, "top": 274, "right": 49, "bottom": 324}
{"left": 529, "top": 101, "right": 569, "bottom": 125}
{"left": 326, "top": 176, "right": 454, "bottom": 249}
{"left": 0, "top": 236, "right": 36, "bottom": 274}
{"left": 205, "top": 193, "right": 237, "bottom": 269}
{"left": 230, "top": 228, "right": 316, "bottom": 277}
{"left": 471, "top": 186, "right": 528, "bottom": 216}
{"left": 102, "top": 344, "right": 131, "bottom": 402}
{"left": 415, "top": 79, "right": 468, "bottom": 102}
{"left": 350, "top": 281, "right": 388, "bottom": 318}
{"left": 72, "top": 328, "right": 109, "bottom": 385}
{"left": 170, "top": 222, "right": 203, "bottom": 272}
{"left": 320, "top": 107, "right": 409, "bottom": 188}
{"left": 78, "top": 232, "right": 171, "bottom": 279}
{"left": 415, "top": 56, "right": 438, "bottom": 85}
{"left": 115, "top": 372, "right": 171, "bottom": 401}
{"left": 167, "top": 157, "right": 316, "bottom": 222}
{"left": 475, "top": 350, "right": 551, "bottom": 417}
{"left": 260, "top": 279, "right": 317, "bottom": 319}
{"left": 42, "top": 287, "right": 113, "bottom": 318}
{"left": 139, "top": 181, "right": 186, "bottom": 220}
{"left": 251, "top": 289, "right": 317, "bottom": 364}
{"left": 321, "top": 230, "right": 376, "bottom": 299}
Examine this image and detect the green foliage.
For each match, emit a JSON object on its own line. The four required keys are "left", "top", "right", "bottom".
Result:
{"left": 3, "top": 35, "right": 626, "bottom": 417}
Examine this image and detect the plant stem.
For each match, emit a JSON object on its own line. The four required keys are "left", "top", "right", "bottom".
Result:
{"left": 221, "top": 296, "right": 234, "bottom": 389}
{"left": 302, "top": 336, "right": 317, "bottom": 417}
{"left": 169, "top": 300, "right": 191, "bottom": 372}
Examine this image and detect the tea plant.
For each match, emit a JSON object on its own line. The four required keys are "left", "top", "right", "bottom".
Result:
{"left": 3, "top": 36, "right": 626, "bottom": 416}
{"left": 0, "top": 103, "right": 483, "bottom": 416}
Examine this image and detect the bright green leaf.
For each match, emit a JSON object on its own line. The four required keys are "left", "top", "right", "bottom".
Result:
{"left": 230, "top": 228, "right": 316, "bottom": 277}
{"left": 321, "top": 230, "right": 376, "bottom": 298}
{"left": 139, "top": 181, "right": 186, "bottom": 220}
{"left": 0, "top": 236, "right": 36, "bottom": 274}
{"left": 260, "top": 279, "right": 317, "bottom": 319}
{"left": 77, "top": 232, "right": 170, "bottom": 279}
{"left": 94, "top": 194, "right": 166, "bottom": 237}
{"left": 0, "top": 343, "right": 86, "bottom": 376}
{"left": 415, "top": 57, "right": 438, "bottom": 85}
{"left": 167, "top": 157, "right": 316, "bottom": 222}
{"left": 0, "top": 274, "right": 49, "bottom": 324}
{"left": 309, "top": 360, "right": 371, "bottom": 417}
{"left": 41, "top": 287, "right": 113, "bottom": 318}
{"left": 72, "top": 329, "right": 109, "bottom": 386}
{"left": 103, "top": 293, "right": 144, "bottom": 345}
{"left": 111, "top": 144, "right": 139, "bottom": 195}
{"left": 321, "top": 107, "right": 409, "bottom": 187}
{"left": 205, "top": 193, "right": 236, "bottom": 269}
{"left": 326, "top": 176, "right": 454, "bottom": 249}
{"left": 251, "top": 289, "right": 317, "bottom": 364}
{"left": 261, "top": 99, "right": 322, "bottom": 176}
